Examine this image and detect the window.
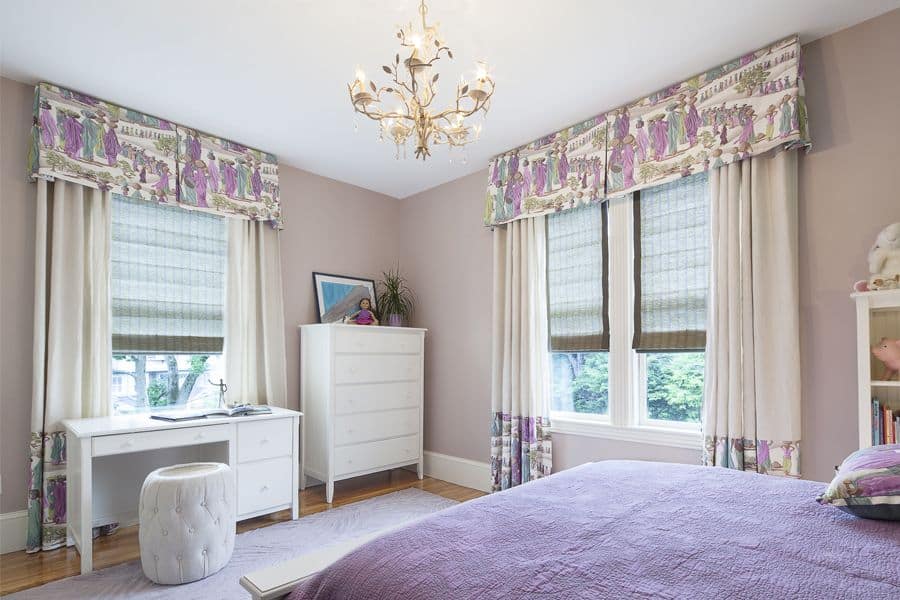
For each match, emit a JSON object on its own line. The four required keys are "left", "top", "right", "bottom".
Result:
{"left": 547, "top": 204, "right": 609, "bottom": 418}
{"left": 546, "top": 173, "right": 709, "bottom": 445}
{"left": 110, "top": 195, "right": 227, "bottom": 414}
{"left": 634, "top": 173, "right": 709, "bottom": 426}
{"left": 551, "top": 352, "right": 609, "bottom": 416}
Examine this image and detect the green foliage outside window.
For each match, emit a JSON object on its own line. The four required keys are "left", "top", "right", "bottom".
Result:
{"left": 552, "top": 351, "right": 704, "bottom": 422}
{"left": 646, "top": 352, "right": 704, "bottom": 422}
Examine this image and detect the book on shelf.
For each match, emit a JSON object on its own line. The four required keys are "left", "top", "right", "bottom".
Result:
{"left": 150, "top": 404, "right": 272, "bottom": 422}
{"left": 871, "top": 398, "right": 899, "bottom": 445}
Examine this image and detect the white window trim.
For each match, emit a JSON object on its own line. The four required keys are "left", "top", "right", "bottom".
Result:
{"left": 548, "top": 195, "right": 702, "bottom": 449}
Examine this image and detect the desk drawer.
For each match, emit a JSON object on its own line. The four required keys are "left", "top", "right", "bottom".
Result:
{"left": 237, "top": 456, "right": 294, "bottom": 516}
{"left": 334, "top": 328, "right": 422, "bottom": 355}
{"left": 334, "top": 408, "right": 419, "bottom": 446}
{"left": 92, "top": 424, "right": 231, "bottom": 457}
{"left": 334, "top": 382, "right": 420, "bottom": 414}
{"left": 334, "top": 354, "right": 420, "bottom": 385}
{"left": 334, "top": 435, "right": 419, "bottom": 476}
{"left": 237, "top": 419, "right": 293, "bottom": 463}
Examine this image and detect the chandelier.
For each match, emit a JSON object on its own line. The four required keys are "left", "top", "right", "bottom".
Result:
{"left": 348, "top": 0, "right": 495, "bottom": 160}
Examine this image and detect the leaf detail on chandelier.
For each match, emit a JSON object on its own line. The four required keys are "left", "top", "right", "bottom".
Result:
{"left": 348, "top": 0, "right": 495, "bottom": 161}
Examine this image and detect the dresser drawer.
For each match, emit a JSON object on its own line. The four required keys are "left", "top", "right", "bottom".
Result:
{"left": 334, "top": 328, "right": 422, "bottom": 355}
{"left": 236, "top": 456, "right": 294, "bottom": 517}
{"left": 334, "top": 408, "right": 419, "bottom": 446}
{"left": 92, "top": 423, "right": 231, "bottom": 457}
{"left": 237, "top": 419, "right": 293, "bottom": 463}
{"left": 333, "top": 435, "right": 419, "bottom": 476}
{"left": 334, "top": 382, "right": 420, "bottom": 414}
{"left": 334, "top": 354, "right": 420, "bottom": 385}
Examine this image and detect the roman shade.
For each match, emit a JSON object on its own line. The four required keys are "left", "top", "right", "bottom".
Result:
{"left": 111, "top": 194, "right": 227, "bottom": 353}
{"left": 633, "top": 172, "right": 709, "bottom": 351}
{"left": 546, "top": 203, "right": 609, "bottom": 351}
{"left": 28, "top": 82, "right": 282, "bottom": 226}
{"left": 484, "top": 35, "right": 809, "bottom": 227}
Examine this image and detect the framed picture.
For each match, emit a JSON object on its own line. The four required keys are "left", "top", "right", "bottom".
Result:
{"left": 312, "top": 272, "right": 378, "bottom": 323}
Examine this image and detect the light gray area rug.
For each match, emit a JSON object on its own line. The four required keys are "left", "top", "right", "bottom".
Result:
{"left": 9, "top": 488, "right": 456, "bottom": 600}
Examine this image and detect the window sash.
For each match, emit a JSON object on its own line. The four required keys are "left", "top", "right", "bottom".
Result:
{"left": 546, "top": 203, "right": 609, "bottom": 352}
{"left": 632, "top": 173, "right": 709, "bottom": 352}
{"left": 111, "top": 195, "right": 226, "bottom": 354}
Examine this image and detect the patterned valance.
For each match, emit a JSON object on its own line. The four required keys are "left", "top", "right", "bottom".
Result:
{"left": 177, "top": 129, "right": 281, "bottom": 223}
{"left": 484, "top": 114, "right": 608, "bottom": 226}
{"left": 28, "top": 82, "right": 282, "bottom": 226}
{"left": 484, "top": 35, "right": 809, "bottom": 226}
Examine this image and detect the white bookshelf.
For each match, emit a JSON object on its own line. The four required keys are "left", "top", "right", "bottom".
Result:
{"left": 852, "top": 289, "right": 900, "bottom": 448}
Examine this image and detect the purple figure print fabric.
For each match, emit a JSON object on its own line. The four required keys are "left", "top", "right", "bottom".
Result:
{"left": 29, "top": 82, "right": 282, "bottom": 227}
{"left": 484, "top": 113, "right": 608, "bottom": 226}
{"left": 484, "top": 35, "right": 809, "bottom": 226}
{"left": 604, "top": 34, "right": 808, "bottom": 197}
{"left": 30, "top": 83, "right": 178, "bottom": 203}
{"left": 177, "top": 128, "right": 280, "bottom": 224}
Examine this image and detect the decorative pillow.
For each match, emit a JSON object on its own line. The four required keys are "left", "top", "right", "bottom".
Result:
{"left": 817, "top": 444, "right": 900, "bottom": 521}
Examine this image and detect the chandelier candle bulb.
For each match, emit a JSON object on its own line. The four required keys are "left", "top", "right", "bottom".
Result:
{"left": 347, "top": 0, "right": 494, "bottom": 160}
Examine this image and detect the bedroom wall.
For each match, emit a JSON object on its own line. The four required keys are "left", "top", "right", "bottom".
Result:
{"left": 798, "top": 8, "right": 900, "bottom": 482}
{"left": 0, "top": 75, "right": 401, "bottom": 515}
{"left": 0, "top": 76, "right": 38, "bottom": 515}
{"left": 399, "top": 8, "right": 900, "bottom": 483}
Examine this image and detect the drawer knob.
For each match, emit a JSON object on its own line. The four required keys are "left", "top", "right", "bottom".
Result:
{"left": 122, "top": 440, "right": 133, "bottom": 448}
{"left": 261, "top": 485, "right": 269, "bottom": 492}
{"left": 260, "top": 438, "right": 269, "bottom": 445}
{"left": 195, "top": 433, "right": 204, "bottom": 440}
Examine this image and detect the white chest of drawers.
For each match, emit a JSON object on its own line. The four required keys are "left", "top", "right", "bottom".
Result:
{"left": 300, "top": 324, "right": 426, "bottom": 502}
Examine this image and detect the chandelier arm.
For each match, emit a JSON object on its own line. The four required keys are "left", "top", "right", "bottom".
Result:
{"left": 361, "top": 103, "right": 416, "bottom": 123}
{"left": 390, "top": 69, "right": 417, "bottom": 98}
{"left": 433, "top": 85, "right": 494, "bottom": 121}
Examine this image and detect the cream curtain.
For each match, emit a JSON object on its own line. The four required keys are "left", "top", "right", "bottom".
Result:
{"left": 703, "top": 151, "right": 802, "bottom": 477}
{"left": 224, "top": 220, "right": 287, "bottom": 407}
{"left": 490, "top": 216, "right": 552, "bottom": 491}
{"left": 27, "top": 179, "right": 112, "bottom": 552}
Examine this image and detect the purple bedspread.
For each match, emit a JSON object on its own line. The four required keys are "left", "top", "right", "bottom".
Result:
{"left": 290, "top": 461, "right": 900, "bottom": 599}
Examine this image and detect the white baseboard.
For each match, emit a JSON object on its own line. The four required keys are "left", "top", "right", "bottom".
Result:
{"left": 423, "top": 451, "right": 491, "bottom": 493}
{"left": 0, "top": 509, "right": 138, "bottom": 556}
{"left": 1, "top": 510, "right": 28, "bottom": 554}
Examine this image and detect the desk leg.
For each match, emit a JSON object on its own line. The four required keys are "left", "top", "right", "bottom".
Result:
{"left": 292, "top": 416, "right": 300, "bottom": 520}
{"left": 78, "top": 437, "right": 93, "bottom": 574}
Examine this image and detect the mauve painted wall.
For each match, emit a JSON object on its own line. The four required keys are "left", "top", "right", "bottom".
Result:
{"left": 399, "top": 171, "right": 493, "bottom": 463}
{"left": 0, "top": 76, "right": 401, "bottom": 513}
{"left": 0, "top": 77, "right": 37, "bottom": 514}
{"left": 798, "top": 9, "right": 900, "bottom": 482}
{"left": 399, "top": 9, "right": 900, "bottom": 482}
{"left": 278, "top": 167, "right": 402, "bottom": 413}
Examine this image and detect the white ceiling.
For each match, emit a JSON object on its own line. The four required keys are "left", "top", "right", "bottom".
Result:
{"left": 2, "top": 0, "right": 898, "bottom": 198}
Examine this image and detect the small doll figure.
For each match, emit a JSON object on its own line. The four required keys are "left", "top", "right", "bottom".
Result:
{"left": 344, "top": 297, "right": 379, "bottom": 325}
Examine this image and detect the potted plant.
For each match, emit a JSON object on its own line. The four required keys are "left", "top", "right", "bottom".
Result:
{"left": 377, "top": 266, "right": 415, "bottom": 327}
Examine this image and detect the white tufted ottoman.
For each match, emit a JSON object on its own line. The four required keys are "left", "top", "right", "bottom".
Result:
{"left": 139, "top": 463, "right": 235, "bottom": 584}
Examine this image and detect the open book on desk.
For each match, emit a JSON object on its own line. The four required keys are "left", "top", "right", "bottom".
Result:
{"left": 150, "top": 404, "right": 272, "bottom": 422}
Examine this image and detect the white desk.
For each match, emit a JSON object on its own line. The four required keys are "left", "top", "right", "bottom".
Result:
{"left": 63, "top": 407, "right": 301, "bottom": 574}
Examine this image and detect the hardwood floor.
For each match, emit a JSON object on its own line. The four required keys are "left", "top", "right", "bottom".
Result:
{"left": 0, "top": 470, "right": 483, "bottom": 596}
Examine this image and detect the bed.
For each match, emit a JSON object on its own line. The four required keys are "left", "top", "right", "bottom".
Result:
{"left": 282, "top": 461, "right": 899, "bottom": 599}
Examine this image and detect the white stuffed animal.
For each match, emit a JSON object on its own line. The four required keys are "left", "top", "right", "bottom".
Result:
{"left": 864, "top": 223, "right": 900, "bottom": 291}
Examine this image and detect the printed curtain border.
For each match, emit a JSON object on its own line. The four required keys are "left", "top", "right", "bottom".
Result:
{"left": 483, "top": 35, "right": 810, "bottom": 227}
{"left": 28, "top": 82, "right": 282, "bottom": 227}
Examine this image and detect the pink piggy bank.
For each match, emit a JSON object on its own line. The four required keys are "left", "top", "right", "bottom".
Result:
{"left": 872, "top": 337, "right": 900, "bottom": 380}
